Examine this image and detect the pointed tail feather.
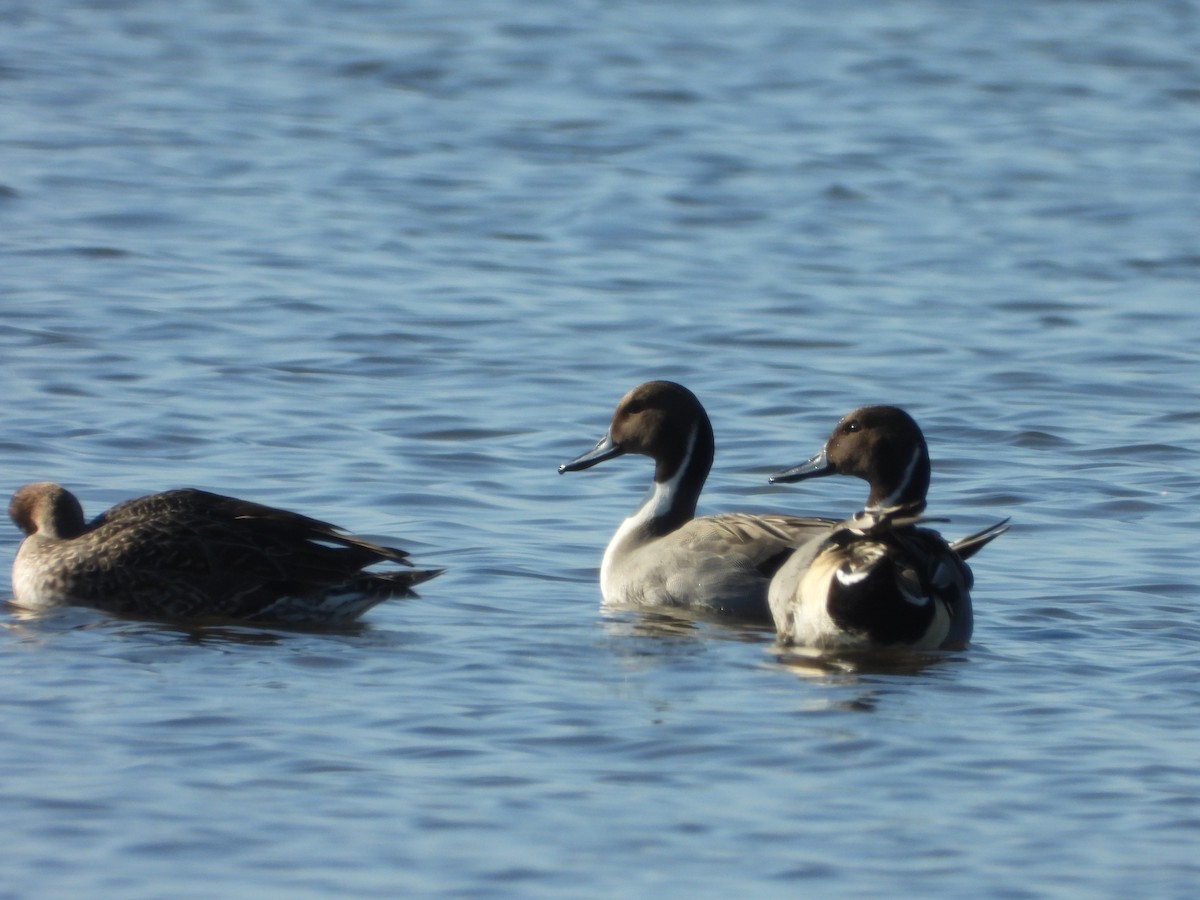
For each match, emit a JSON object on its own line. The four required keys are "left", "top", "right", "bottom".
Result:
{"left": 401, "top": 568, "right": 444, "bottom": 589}
{"left": 950, "top": 518, "right": 1010, "bottom": 561}
{"left": 366, "top": 567, "right": 444, "bottom": 595}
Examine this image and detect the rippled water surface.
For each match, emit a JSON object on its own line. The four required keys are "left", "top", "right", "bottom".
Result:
{"left": 3, "top": 1, "right": 1200, "bottom": 896}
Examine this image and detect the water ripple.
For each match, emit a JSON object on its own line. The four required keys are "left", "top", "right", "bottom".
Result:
{"left": 3, "top": 0, "right": 1200, "bottom": 897}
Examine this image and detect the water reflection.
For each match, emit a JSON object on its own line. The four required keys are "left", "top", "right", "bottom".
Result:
{"left": 599, "top": 606, "right": 772, "bottom": 643}
{"left": 769, "top": 645, "right": 960, "bottom": 681}
{"left": 3, "top": 602, "right": 113, "bottom": 633}
{"left": 2, "top": 600, "right": 383, "bottom": 648}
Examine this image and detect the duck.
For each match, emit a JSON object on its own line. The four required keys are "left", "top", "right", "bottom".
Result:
{"left": 559, "top": 381, "right": 836, "bottom": 620}
{"left": 766, "top": 405, "right": 1008, "bottom": 650}
{"left": 8, "top": 482, "right": 442, "bottom": 625}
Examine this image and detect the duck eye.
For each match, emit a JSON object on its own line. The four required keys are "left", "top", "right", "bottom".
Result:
{"left": 844, "top": 420, "right": 860, "bottom": 432}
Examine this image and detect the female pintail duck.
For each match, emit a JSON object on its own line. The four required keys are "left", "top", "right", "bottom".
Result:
{"left": 766, "top": 406, "right": 1008, "bottom": 650}
{"left": 8, "top": 482, "right": 442, "bottom": 625}
{"left": 559, "top": 381, "right": 835, "bottom": 620}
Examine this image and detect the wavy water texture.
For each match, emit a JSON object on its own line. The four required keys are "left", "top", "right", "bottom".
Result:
{"left": 2, "top": 1, "right": 1199, "bottom": 897}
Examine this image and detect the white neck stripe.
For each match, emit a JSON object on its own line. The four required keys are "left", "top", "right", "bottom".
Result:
{"left": 871, "top": 446, "right": 921, "bottom": 510}
{"left": 600, "top": 424, "right": 698, "bottom": 597}
{"left": 648, "top": 423, "right": 698, "bottom": 520}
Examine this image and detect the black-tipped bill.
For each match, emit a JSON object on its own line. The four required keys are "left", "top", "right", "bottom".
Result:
{"left": 768, "top": 448, "right": 834, "bottom": 484}
{"left": 559, "top": 432, "right": 625, "bottom": 474}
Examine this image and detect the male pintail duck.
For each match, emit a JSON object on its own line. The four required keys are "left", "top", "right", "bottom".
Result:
{"left": 559, "top": 381, "right": 835, "bottom": 620}
{"left": 8, "top": 482, "right": 442, "bottom": 625}
{"left": 766, "top": 406, "right": 1008, "bottom": 650}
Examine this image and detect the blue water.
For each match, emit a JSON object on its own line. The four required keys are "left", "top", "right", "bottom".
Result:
{"left": 3, "top": 1, "right": 1200, "bottom": 896}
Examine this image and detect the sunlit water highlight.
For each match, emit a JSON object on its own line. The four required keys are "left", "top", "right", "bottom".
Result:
{"left": 3, "top": 1, "right": 1199, "bottom": 896}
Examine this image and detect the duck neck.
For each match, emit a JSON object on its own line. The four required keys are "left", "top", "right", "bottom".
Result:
{"left": 10, "top": 484, "right": 88, "bottom": 541}
{"left": 865, "top": 442, "right": 930, "bottom": 514}
{"left": 643, "top": 420, "right": 713, "bottom": 536}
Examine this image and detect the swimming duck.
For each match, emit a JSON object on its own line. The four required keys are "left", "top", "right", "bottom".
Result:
{"left": 766, "top": 406, "right": 1007, "bottom": 650}
{"left": 8, "top": 482, "right": 441, "bottom": 625}
{"left": 559, "top": 381, "right": 835, "bottom": 620}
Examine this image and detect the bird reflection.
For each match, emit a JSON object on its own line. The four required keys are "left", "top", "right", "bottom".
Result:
{"left": 600, "top": 605, "right": 772, "bottom": 643}
{"left": 2, "top": 598, "right": 377, "bottom": 647}
{"left": 770, "top": 644, "right": 959, "bottom": 681}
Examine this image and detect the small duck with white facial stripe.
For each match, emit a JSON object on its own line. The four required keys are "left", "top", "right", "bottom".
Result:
{"left": 560, "top": 381, "right": 836, "bottom": 621}
{"left": 767, "top": 406, "right": 1007, "bottom": 650}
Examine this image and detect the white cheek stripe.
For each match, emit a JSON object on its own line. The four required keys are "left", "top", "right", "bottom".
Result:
{"left": 871, "top": 446, "right": 922, "bottom": 510}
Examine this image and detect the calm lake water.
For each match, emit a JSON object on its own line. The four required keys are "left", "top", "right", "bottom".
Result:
{"left": 3, "top": 1, "right": 1200, "bottom": 896}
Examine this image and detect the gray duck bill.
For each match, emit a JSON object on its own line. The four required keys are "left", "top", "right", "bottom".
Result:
{"left": 768, "top": 448, "right": 834, "bottom": 484}
{"left": 559, "top": 432, "right": 625, "bottom": 473}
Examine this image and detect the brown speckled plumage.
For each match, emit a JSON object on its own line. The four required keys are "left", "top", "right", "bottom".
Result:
{"left": 8, "top": 483, "right": 441, "bottom": 625}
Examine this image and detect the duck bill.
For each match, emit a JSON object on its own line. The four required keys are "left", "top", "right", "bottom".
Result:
{"left": 559, "top": 432, "right": 625, "bottom": 473}
{"left": 768, "top": 448, "right": 834, "bottom": 484}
